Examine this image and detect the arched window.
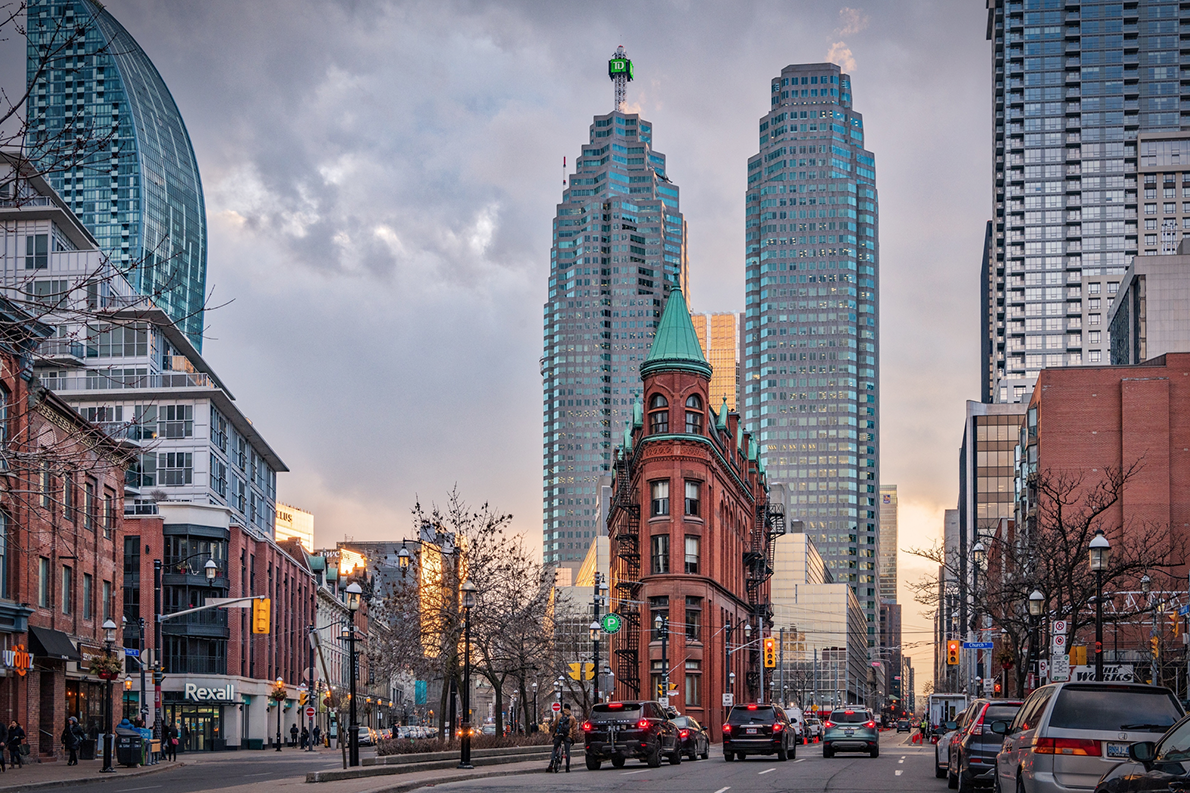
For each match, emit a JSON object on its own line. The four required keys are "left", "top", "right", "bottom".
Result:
{"left": 685, "top": 394, "right": 703, "bottom": 434}
{"left": 649, "top": 394, "right": 669, "bottom": 434}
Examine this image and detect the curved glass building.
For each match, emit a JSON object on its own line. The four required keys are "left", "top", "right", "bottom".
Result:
{"left": 25, "top": 0, "right": 207, "bottom": 349}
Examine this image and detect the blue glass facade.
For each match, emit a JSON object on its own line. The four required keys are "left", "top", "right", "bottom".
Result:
{"left": 542, "top": 110, "right": 687, "bottom": 566}
{"left": 741, "top": 62, "right": 880, "bottom": 642}
{"left": 25, "top": 0, "right": 207, "bottom": 349}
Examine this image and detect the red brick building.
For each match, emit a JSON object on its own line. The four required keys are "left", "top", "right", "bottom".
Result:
{"left": 0, "top": 301, "right": 131, "bottom": 760}
{"left": 608, "top": 289, "right": 775, "bottom": 739}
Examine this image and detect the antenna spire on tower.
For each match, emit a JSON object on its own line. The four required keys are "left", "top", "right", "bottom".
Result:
{"left": 608, "top": 45, "right": 633, "bottom": 111}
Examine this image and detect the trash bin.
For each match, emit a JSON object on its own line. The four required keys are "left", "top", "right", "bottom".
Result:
{"left": 78, "top": 738, "right": 96, "bottom": 761}
{"left": 115, "top": 733, "right": 142, "bottom": 767}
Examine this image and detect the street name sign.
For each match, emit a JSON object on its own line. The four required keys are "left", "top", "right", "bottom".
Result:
{"left": 962, "top": 642, "right": 994, "bottom": 650}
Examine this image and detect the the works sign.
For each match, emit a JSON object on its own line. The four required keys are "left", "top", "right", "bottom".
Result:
{"left": 184, "top": 683, "right": 236, "bottom": 703}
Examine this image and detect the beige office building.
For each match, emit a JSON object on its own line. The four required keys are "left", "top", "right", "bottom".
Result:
{"left": 691, "top": 312, "right": 740, "bottom": 410}
{"left": 878, "top": 485, "right": 897, "bottom": 605}
{"left": 275, "top": 503, "right": 315, "bottom": 552}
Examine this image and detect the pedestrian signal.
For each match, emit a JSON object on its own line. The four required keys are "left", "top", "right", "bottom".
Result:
{"left": 1151, "top": 636, "right": 1160, "bottom": 659}
{"left": 252, "top": 597, "right": 271, "bottom": 634}
{"left": 946, "top": 640, "right": 960, "bottom": 665}
{"left": 994, "top": 682, "right": 1002, "bottom": 694}
{"left": 763, "top": 637, "right": 777, "bottom": 668}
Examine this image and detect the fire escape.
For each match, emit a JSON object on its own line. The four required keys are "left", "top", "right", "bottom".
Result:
{"left": 743, "top": 500, "right": 785, "bottom": 696}
{"left": 609, "top": 449, "right": 641, "bottom": 698}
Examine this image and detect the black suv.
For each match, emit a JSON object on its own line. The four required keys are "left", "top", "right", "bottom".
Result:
{"left": 583, "top": 700, "right": 681, "bottom": 769}
{"left": 722, "top": 703, "right": 797, "bottom": 761}
{"left": 947, "top": 698, "right": 1022, "bottom": 790}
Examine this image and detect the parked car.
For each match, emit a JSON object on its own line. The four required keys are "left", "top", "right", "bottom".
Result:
{"left": 805, "top": 717, "right": 823, "bottom": 742}
{"left": 670, "top": 715, "right": 710, "bottom": 761}
{"left": 1094, "top": 713, "right": 1190, "bottom": 792}
{"left": 723, "top": 703, "right": 797, "bottom": 761}
{"left": 937, "top": 713, "right": 966, "bottom": 778}
{"left": 992, "top": 682, "right": 1184, "bottom": 793}
{"left": 897, "top": 719, "right": 911, "bottom": 733}
{"left": 357, "top": 726, "right": 376, "bottom": 746}
{"left": 947, "top": 699, "right": 1023, "bottom": 791}
{"left": 823, "top": 707, "right": 880, "bottom": 758}
{"left": 582, "top": 701, "right": 681, "bottom": 770}
{"left": 480, "top": 723, "right": 497, "bottom": 736}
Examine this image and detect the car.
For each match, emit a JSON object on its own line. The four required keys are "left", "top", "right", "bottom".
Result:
{"left": 723, "top": 703, "right": 797, "bottom": 761}
{"left": 582, "top": 700, "right": 681, "bottom": 770}
{"left": 356, "top": 726, "right": 376, "bottom": 746}
{"left": 937, "top": 714, "right": 966, "bottom": 779}
{"left": 670, "top": 715, "right": 710, "bottom": 761}
{"left": 992, "top": 682, "right": 1185, "bottom": 793}
{"left": 481, "top": 723, "right": 497, "bottom": 736}
{"left": 1094, "top": 712, "right": 1190, "bottom": 793}
{"left": 897, "top": 719, "right": 911, "bottom": 733}
{"left": 947, "top": 699, "right": 1022, "bottom": 791}
{"left": 823, "top": 707, "right": 880, "bottom": 758}
{"left": 805, "top": 717, "right": 823, "bottom": 742}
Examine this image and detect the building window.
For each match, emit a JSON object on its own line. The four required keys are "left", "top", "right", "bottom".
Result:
{"left": 103, "top": 489, "right": 115, "bottom": 539}
{"left": 63, "top": 471, "right": 75, "bottom": 521}
{"left": 102, "top": 580, "right": 111, "bottom": 621}
{"left": 0, "top": 385, "right": 8, "bottom": 451}
{"left": 685, "top": 662, "right": 702, "bottom": 707}
{"left": 651, "top": 480, "right": 670, "bottom": 516}
{"left": 38, "top": 557, "right": 50, "bottom": 608}
{"left": 685, "top": 596, "right": 702, "bottom": 641}
{"left": 83, "top": 573, "right": 93, "bottom": 620}
{"left": 684, "top": 394, "right": 703, "bottom": 434}
{"left": 160, "top": 452, "right": 193, "bottom": 486}
{"left": 684, "top": 481, "right": 700, "bottom": 516}
{"left": 650, "top": 534, "right": 670, "bottom": 574}
{"left": 649, "top": 596, "right": 669, "bottom": 641}
{"left": 684, "top": 536, "right": 700, "bottom": 574}
{"left": 61, "top": 565, "right": 72, "bottom": 615}
{"left": 649, "top": 394, "right": 669, "bottom": 434}
{"left": 0, "top": 511, "right": 8, "bottom": 599}
{"left": 211, "top": 409, "right": 228, "bottom": 452}
{"left": 40, "top": 461, "right": 50, "bottom": 508}
{"left": 84, "top": 479, "right": 96, "bottom": 531}
{"left": 161, "top": 404, "right": 193, "bottom": 438}
{"left": 211, "top": 454, "right": 227, "bottom": 499}
{"left": 24, "top": 234, "right": 48, "bottom": 269}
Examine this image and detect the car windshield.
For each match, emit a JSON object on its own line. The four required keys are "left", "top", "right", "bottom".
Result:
{"left": 984, "top": 705, "right": 1021, "bottom": 723}
{"left": 1157, "top": 719, "right": 1190, "bottom": 762}
{"left": 829, "top": 710, "right": 870, "bottom": 724}
{"left": 591, "top": 704, "right": 642, "bottom": 722}
{"left": 729, "top": 706, "right": 776, "bottom": 724}
{"left": 1048, "top": 686, "right": 1183, "bottom": 731}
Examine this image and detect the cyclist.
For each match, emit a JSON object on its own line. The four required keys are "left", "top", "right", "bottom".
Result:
{"left": 548, "top": 703, "right": 575, "bottom": 772}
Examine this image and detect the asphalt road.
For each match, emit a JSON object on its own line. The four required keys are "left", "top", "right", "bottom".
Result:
{"left": 434, "top": 731, "right": 942, "bottom": 793}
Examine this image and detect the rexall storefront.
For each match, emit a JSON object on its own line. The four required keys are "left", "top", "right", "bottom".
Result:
{"left": 160, "top": 676, "right": 297, "bottom": 751}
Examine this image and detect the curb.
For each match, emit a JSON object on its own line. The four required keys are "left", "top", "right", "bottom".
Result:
{"left": 309, "top": 751, "right": 552, "bottom": 782}
{"left": 0, "top": 760, "right": 184, "bottom": 793}
{"left": 352, "top": 766, "right": 545, "bottom": 793}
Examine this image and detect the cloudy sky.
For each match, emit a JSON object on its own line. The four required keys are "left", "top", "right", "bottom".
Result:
{"left": 8, "top": 0, "right": 993, "bottom": 689}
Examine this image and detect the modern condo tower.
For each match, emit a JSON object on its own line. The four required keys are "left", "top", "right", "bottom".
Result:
{"left": 985, "top": 0, "right": 1188, "bottom": 403}
{"left": 541, "top": 48, "right": 688, "bottom": 568}
{"left": 741, "top": 62, "right": 880, "bottom": 644}
{"left": 25, "top": 0, "right": 207, "bottom": 349}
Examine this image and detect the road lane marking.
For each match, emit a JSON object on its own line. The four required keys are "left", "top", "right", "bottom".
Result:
{"left": 120, "top": 787, "right": 162, "bottom": 792}
{"left": 793, "top": 758, "right": 805, "bottom": 763}
{"left": 896, "top": 770, "right": 904, "bottom": 776}
{"left": 622, "top": 769, "right": 650, "bottom": 775}
{"left": 899, "top": 758, "right": 905, "bottom": 763}
{"left": 759, "top": 768, "right": 776, "bottom": 775}
{"left": 713, "top": 788, "right": 731, "bottom": 793}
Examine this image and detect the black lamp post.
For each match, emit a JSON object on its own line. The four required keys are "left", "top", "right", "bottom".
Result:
{"left": 589, "top": 620, "right": 602, "bottom": 704}
{"left": 101, "top": 618, "right": 118, "bottom": 773}
{"left": 531, "top": 682, "right": 538, "bottom": 730}
{"left": 458, "top": 579, "right": 476, "bottom": 769}
{"left": 344, "top": 582, "right": 362, "bottom": 767}
{"left": 654, "top": 613, "right": 668, "bottom": 703}
{"left": 274, "top": 678, "right": 285, "bottom": 751}
{"left": 744, "top": 620, "right": 753, "bottom": 703}
{"left": 972, "top": 541, "right": 986, "bottom": 694}
{"left": 398, "top": 544, "right": 411, "bottom": 578}
{"left": 1089, "top": 529, "right": 1110, "bottom": 682}
{"left": 1027, "top": 589, "right": 1044, "bottom": 692}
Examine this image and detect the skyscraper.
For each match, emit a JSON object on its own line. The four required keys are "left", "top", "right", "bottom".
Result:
{"left": 741, "top": 62, "right": 880, "bottom": 644}
{"left": 542, "top": 47, "right": 688, "bottom": 568}
{"left": 691, "top": 312, "right": 740, "bottom": 410}
{"left": 878, "top": 484, "right": 898, "bottom": 604}
{"left": 25, "top": 0, "right": 207, "bottom": 349}
{"left": 985, "top": 0, "right": 1187, "bottom": 403}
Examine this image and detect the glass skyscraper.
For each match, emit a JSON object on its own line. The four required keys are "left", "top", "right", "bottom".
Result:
{"left": 542, "top": 50, "right": 687, "bottom": 567}
{"left": 985, "top": 0, "right": 1186, "bottom": 403}
{"left": 25, "top": 0, "right": 207, "bottom": 349}
{"left": 741, "top": 62, "right": 880, "bottom": 643}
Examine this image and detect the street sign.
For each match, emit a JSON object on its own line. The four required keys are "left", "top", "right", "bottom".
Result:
{"left": 722, "top": 693, "right": 734, "bottom": 707}
{"left": 1051, "top": 655, "right": 1071, "bottom": 682}
{"left": 305, "top": 706, "right": 316, "bottom": 720}
{"left": 1180, "top": 605, "right": 1189, "bottom": 617}
{"left": 1038, "top": 659, "right": 1049, "bottom": 677}
{"left": 600, "top": 613, "right": 623, "bottom": 635}
{"left": 123, "top": 648, "right": 140, "bottom": 657}
{"left": 962, "top": 642, "right": 994, "bottom": 650}
{"left": 1052, "top": 620, "right": 1068, "bottom": 635}
{"left": 551, "top": 702, "right": 561, "bottom": 714}
{"left": 1051, "top": 634, "right": 1067, "bottom": 652}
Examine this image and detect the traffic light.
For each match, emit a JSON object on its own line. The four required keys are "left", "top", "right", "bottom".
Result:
{"left": 299, "top": 690, "right": 308, "bottom": 706}
{"left": 946, "top": 640, "right": 960, "bottom": 665}
{"left": 1152, "top": 636, "right": 1161, "bottom": 659}
{"left": 1070, "top": 645, "right": 1087, "bottom": 667}
{"left": 763, "top": 637, "right": 777, "bottom": 668}
{"left": 252, "top": 597, "right": 271, "bottom": 634}
{"left": 1171, "top": 613, "right": 1181, "bottom": 638}
{"left": 657, "top": 681, "right": 666, "bottom": 699}
{"left": 994, "top": 682, "right": 1002, "bottom": 694}
{"left": 568, "top": 662, "right": 594, "bottom": 681}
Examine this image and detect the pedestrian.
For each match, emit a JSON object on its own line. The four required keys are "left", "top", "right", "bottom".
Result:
{"left": 300, "top": 726, "right": 309, "bottom": 750}
{"left": 7, "top": 721, "right": 24, "bottom": 768}
{"left": 548, "top": 704, "right": 575, "bottom": 772}
{"left": 165, "top": 722, "right": 178, "bottom": 761}
{"left": 290, "top": 722, "right": 298, "bottom": 747}
{"left": 0, "top": 719, "right": 8, "bottom": 772}
{"left": 61, "top": 717, "right": 83, "bottom": 765}
{"left": 312, "top": 724, "right": 321, "bottom": 749}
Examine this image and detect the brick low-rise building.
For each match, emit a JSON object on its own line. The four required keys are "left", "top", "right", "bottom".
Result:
{"left": 608, "top": 289, "right": 778, "bottom": 739}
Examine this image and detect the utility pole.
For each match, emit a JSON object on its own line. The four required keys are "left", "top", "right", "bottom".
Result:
{"left": 778, "top": 627, "right": 785, "bottom": 706}
{"left": 308, "top": 625, "right": 316, "bottom": 751}
{"left": 153, "top": 560, "right": 162, "bottom": 739}
{"left": 592, "top": 572, "right": 601, "bottom": 704}
{"left": 138, "top": 618, "right": 147, "bottom": 723}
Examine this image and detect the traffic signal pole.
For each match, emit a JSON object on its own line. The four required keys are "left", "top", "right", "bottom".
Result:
{"left": 154, "top": 560, "right": 162, "bottom": 740}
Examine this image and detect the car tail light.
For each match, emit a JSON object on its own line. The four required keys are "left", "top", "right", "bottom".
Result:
{"left": 637, "top": 719, "right": 650, "bottom": 731}
{"left": 679, "top": 729, "right": 689, "bottom": 738}
{"left": 844, "top": 710, "right": 855, "bottom": 715}
{"left": 1033, "top": 738, "right": 1101, "bottom": 756}
{"left": 773, "top": 723, "right": 784, "bottom": 732}
{"left": 722, "top": 724, "right": 732, "bottom": 734}
{"left": 823, "top": 721, "right": 834, "bottom": 729}
{"left": 582, "top": 721, "right": 593, "bottom": 732}
{"left": 865, "top": 721, "right": 876, "bottom": 729}
{"left": 747, "top": 704, "right": 758, "bottom": 710}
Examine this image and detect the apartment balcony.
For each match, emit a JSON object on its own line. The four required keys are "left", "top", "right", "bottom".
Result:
{"left": 48, "top": 371, "right": 217, "bottom": 393}
{"left": 160, "top": 609, "right": 230, "bottom": 640}
{"left": 37, "top": 339, "right": 86, "bottom": 366}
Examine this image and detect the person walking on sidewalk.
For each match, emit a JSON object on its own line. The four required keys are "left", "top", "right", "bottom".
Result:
{"left": 7, "top": 721, "right": 24, "bottom": 768}
{"left": 61, "top": 717, "right": 83, "bottom": 765}
{"left": 165, "top": 722, "right": 178, "bottom": 761}
{"left": 0, "top": 720, "right": 8, "bottom": 771}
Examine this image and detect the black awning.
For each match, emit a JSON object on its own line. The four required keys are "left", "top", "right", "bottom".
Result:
{"left": 29, "top": 626, "right": 81, "bottom": 661}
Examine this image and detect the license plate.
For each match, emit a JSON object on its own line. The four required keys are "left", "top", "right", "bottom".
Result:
{"left": 845, "top": 729, "right": 855, "bottom": 736}
{"left": 746, "top": 728, "right": 757, "bottom": 735}
{"left": 1106, "top": 742, "right": 1130, "bottom": 759}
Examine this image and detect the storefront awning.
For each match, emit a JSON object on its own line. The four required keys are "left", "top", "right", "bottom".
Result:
{"left": 29, "top": 626, "right": 80, "bottom": 661}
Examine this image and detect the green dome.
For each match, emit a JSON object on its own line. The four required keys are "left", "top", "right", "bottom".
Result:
{"left": 640, "top": 288, "right": 712, "bottom": 379}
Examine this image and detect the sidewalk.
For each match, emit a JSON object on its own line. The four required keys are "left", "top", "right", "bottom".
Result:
{"left": 0, "top": 755, "right": 184, "bottom": 793}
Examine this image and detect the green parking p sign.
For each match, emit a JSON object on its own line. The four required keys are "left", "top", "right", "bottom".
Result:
{"left": 600, "top": 613, "right": 622, "bottom": 635}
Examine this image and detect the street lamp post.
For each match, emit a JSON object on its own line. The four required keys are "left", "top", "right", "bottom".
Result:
{"left": 101, "top": 618, "right": 118, "bottom": 773}
{"left": 458, "top": 579, "right": 476, "bottom": 770}
{"left": 344, "top": 582, "right": 362, "bottom": 767}
{"left": 1142, "top": 574, "right": 1157, "bottom": 685}
{"left": 654, "top": 614, "right": 668, "bottom": 704}
{"left": 744, "top": 621, "right": 754, "bottom": 703}
{"left": 972, "top": 541, "right": 986, "bottom": 695}
{"left": 531, "top": 682, "right": 538, "bottom": 730}
{"left": 724, "top": 617, "right": 734, "bottom": 703}
{"left": 1028, "top": 589, "right": 1044, "bottom": 693}
{"left": 275, "top": 678, "right": 285, "bottom": 751}
{"left": 1089, "top": 529, "right": 1111, "bottom": 682}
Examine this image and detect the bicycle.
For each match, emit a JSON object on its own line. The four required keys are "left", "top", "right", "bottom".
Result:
{"left": 547, "top": 739, "right": 571, "bottom": 772}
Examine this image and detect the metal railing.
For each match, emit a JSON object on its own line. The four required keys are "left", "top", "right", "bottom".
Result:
{"left": 46, "top": 371, "right": 216, "bottom": 392}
